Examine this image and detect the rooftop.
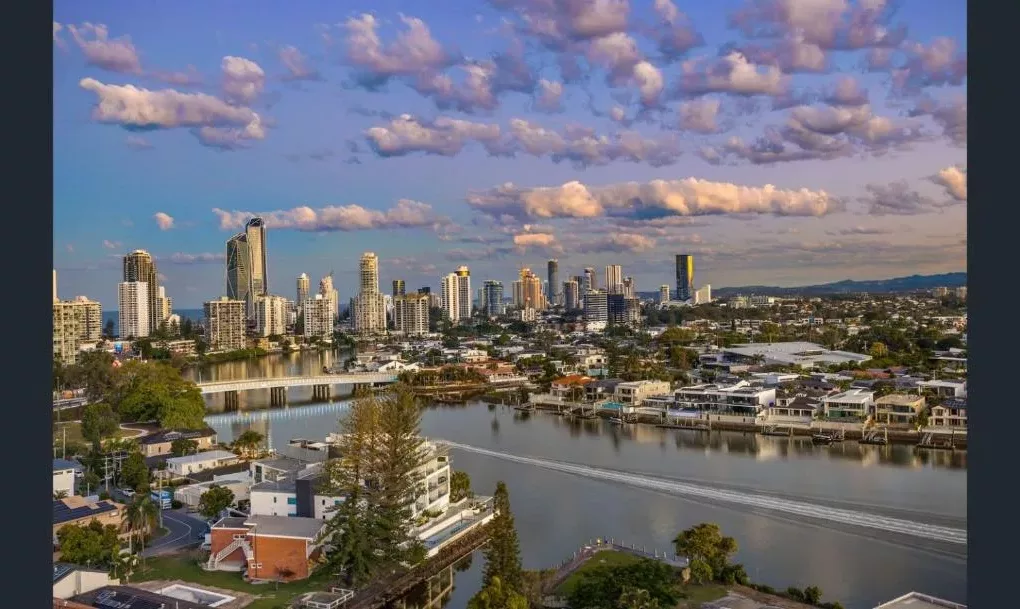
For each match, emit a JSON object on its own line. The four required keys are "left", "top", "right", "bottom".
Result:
{"left": 74, "top": 586, "right": 207, "bottom": 609}
{"left": 245, "top": 515, "right": 327, "bottom": 539}
{"left": 138, "top": 427, "right": 217, "bottom": 445}
{"left": 254, "top": 455, "right": 316, "bottom": 473}
{"left": 53, "top": 458, "right": 82, "bottom": 473}
{"left": 875, "top": 394, "right": 924, "bottom": 406}
{"left": 824, "top": 389, "right": 875, "bottom": 404}
{"left": 251, "top": 478, "right": 297, "bottom": 493}
{"left": 53, "top": 497, "right": 121, "bottom": 526}
{"left": 166, "top": 450, "right": 237, "bottom": 465}
{"left": 873, "top": 591, "right": 967, "bottom": 609}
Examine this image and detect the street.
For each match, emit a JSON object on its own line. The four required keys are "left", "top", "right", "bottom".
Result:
{"left": 142, "top": 508, "right": 208, "bottom": 557}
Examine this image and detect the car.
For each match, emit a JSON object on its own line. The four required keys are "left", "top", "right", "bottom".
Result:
{"left": 120, "top": 489, "right": 135, "bottom": 498}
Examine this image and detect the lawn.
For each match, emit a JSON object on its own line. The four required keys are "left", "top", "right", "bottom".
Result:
{"left": 53, "top": 421, "right": 135, "bottom": 447}
{"left": 133, "top": 554, "right": 334, "bottom": 609}
{"left": 679, "top": 583, "right": 729, "bottom": 607}
{"left": 555, "top": 550, "right": 643, "bottom": 595}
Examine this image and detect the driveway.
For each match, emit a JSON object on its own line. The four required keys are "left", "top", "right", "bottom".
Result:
{"left": 142, "top": 509, "right": 208, "bottom": 557}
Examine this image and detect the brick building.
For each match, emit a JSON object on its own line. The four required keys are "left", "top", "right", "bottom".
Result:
{"left": 206, "top": 515, "right": 328, "bottom": 581}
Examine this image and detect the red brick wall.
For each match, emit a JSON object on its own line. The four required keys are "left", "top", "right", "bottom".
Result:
{"left": 209, "top": 527, "right": 248, "bottom": 564}
{"left": 248, "top": 535, "right": 311, "bottom": 581}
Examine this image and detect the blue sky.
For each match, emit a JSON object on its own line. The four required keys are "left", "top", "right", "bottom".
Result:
{"left": 54, "top": 0, "right": 967, "bottom": 309}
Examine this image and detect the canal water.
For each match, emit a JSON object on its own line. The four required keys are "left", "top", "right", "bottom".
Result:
{"left": 194, "top": 353, "right": 968, "bottom": 609}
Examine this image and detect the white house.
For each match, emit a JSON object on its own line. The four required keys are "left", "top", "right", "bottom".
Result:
{"left": 53, "top": 458, "right": 81, "bottom": 497}
{"left": 249, "top": 467, "right": 346, "bottom": 521}
{"left": 615, "top": 380, "right": 672, "bottom": 406}
{"left": 166, "top": 450, "right": 240, "bottom": 477}
{"left": 173, "top": 473, "right": 251, "bottom": 510}
{"left": 916, "top": 380, "right": 967, "bottom": 399}
{"left": 53, "top": 563, "right": 118, "bottom": 600}
{"left": 821, "top": 389, "right": 875, "bottom": 421}
{"left": 673, "top": 381, "right": 777, "bottom": 415}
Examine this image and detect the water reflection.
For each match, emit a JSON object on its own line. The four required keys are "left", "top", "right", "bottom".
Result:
{"left": 387, "top": 556, "right": 473, "bottom": 609}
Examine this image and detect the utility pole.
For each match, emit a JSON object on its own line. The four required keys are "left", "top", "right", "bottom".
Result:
{"left": 62, "top": 427, "right": 67, "bottom": 460}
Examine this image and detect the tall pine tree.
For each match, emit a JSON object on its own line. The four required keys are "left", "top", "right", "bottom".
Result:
{"left": 370, "top": 384, "right": 427, "bottom": 566}
{"left": 482, "top": 481, "right": 523, "bottom": 592}
{"left": 320, "top": 395, "right": 381, "bottom": 585}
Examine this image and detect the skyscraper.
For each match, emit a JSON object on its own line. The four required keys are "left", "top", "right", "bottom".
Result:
{"left": 622, "top": 276, "right": 635, "bottom": 299}
{"left": 394, "top": 292, "right": 430, "bottom": 336}
{"left": 157, "top": 285, "right": 173, "bottom": 325}
{"left": 676, "top": 254, "right": 694, "bottom": 301}
{"left": 353, "top": 252, "right": 386, "bottom": 335}
{"left": 512, "top": 268, "right": 545, "bottom": 310}
{"left": 226, "top": 217, "right": 268, "bottom": 318}
{"left": 659, "top": 284, "right": 670, "bottom": 303}
{"left": 123, "top": 249, "right": 160, "bottom": 332}
{"left": 547, "top": 259, "right": 560, "bottom": 306}
{"left": 455, "top": 266, "right": 472, "bottom": 320}
{"left": 53, "top": 296, "right": 102, "bottom": 365}
{"left": 392, "top": 279, "right": 406, "bottom": 297}
{"left": 441, "top": 273, "right": 460, "bottom": 322}
{"left": 584, "top": 289, "right": 608, "bottom": 331}
{"left": 204, "top": 297, "right": 246, "bottom": 351}
{"left": 255, "top": 294, "right": 288, "bottom": 337}
{"left": 296, "top": 273, "right": 310, "bottom": 310}
{"left": 118, "top": 281, "right": 150, "bottom": 338}
{"left": 583, "top": 267, "right": 597, "bottom": 292}
{"left": 563, "top": 280, "right": 579, "bottom": 310}
{"left": 605, "top": 264, "right": 623, "bottom": 294}
{"left": 483, "top": 280, "right": 504, "bottom": 318}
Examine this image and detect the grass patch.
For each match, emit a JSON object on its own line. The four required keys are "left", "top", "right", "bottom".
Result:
{"left": 679, "top": 583, "right": 729, "bottom": 607}
{"left": 53, "top": 421, "right": 134, "bottom": 447}
{"left": 555, "top": 550, "right": 643, "bottom": 596}
{"left": 133, "top": 554, "right": 333, "bottom": 609}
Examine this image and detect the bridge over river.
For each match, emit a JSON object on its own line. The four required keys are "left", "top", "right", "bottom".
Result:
{"left": 196, "top": 372, "right": 398, "bottom": 407}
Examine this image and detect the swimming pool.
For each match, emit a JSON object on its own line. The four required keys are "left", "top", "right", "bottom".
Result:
{"left": 424, "top": 518, "right": 472, "bottom": 548}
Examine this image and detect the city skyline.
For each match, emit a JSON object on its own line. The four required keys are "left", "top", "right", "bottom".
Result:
{"left": 54, "top": 1, "right": 967, "bottom": 308}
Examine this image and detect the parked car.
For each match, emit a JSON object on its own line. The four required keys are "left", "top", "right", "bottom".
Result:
{"left": 120, "top": 489, "right": 135, "bottom": 498}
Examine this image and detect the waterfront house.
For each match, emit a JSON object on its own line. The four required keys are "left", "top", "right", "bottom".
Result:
{"left": 673, "top": 381, "right": 776, "bottom": 415}
{"left": 916, "top": 380, "right": 967, "bottom": 399}
{"left": 53, "top": 459, "right": 82, "bottom": 498}
{"left": 249, "top": 465, "right": 345, "bottom": 521}
{"left": 166, "top": 450, "right": 240, "bottom": 478}
{"left": 585, "top": 378, "right": 623, "bottom": 403}
{"left": 616, "top": 380, "right": 672, "bottom": 406}
{"left": 769, "top": 393, "right": 823, "bottom": 424}
{"left": 550, "top": 375, "right": 592, "bottom": 400}
{"left": 821, "top": 389, "right": 875, "bottom": 421}
{"left": 207, "top": 515, "right": 330, "bottom": 581}
{"left": 874, "top": 394, "right": 926, "bottom": 427}
{"left": 137, "top": 427, "right": 218, "bottom": 458}
{"left": 930, "top": 398, "right": 967, "bottom": 429}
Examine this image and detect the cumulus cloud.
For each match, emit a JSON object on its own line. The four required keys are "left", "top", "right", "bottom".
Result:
{"left": 211, "top": 199, "right": 438, "bottom": 232}
{"left": 729, "top": 0, "right": 907, "bottom": 51}
{"left": 585, "top": 33, "right": 663, "bottom": 105}
{"left": 53, "top": 22, "right": 66, "bottom": 49}
{"left": 535, "top": 79, "right": 564, "bottom": 112}
{"left": 678, "top": 98, "right": 721, "bottom": 133}
{"left": 365, "top": 114, "right": 505, "bottom": 157}
{"left": 66, "top": 23, "right": 142, "bottom": 74}
{"left": 467, "top": 177, "right": 841, "bottom": 222}
{"left": 931, "top": 166, "right": 966, "bottom": 201}
{"left": 221, "top": 56, "right": 266, "bottom": 104}
{"left": 154, "top": 212, "right": 175, "bottom": 230}
{"left": 490, "top": 0, "right": 630, "bottom": 47}
{"left": 825, "top": 76, "right": 869, "bottom": 107}
{"left": 79, "top": 78, "right": 266, "bottom": 149}
{"left": 894, "top": 37, "right": 967, "bottom": 92}
{"left": 125, "top": 135, "right": 153, "bottom": 150}
{"left": 677, "top": 52, "right": 789, "bottom": 97}
{"left": 166, "top": 252, "right": 225, "bottom": 265}
{"left": 344, "top": 14, "right": 452, "bottom": 85}
{"left": 728, "top": 36, "right": 828, "bottom": 73}
{"left": 578, "top": 232, "right": 657, "bottom": 253}
{"left": 512, "top": 232, "right": 562, "bottom": 252}
{"left": 278, "top": 45, "right": 321, "bottom": 81}
{"left": 910, "top": 96, "right": 966, "bottom": 145}
{"left": 653, "top": 0, "right": 704, "bottom": 60}
{"left": 859, "top": 181, "right": 941, "bottom": 215}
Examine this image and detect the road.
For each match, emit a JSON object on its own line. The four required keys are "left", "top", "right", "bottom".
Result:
{"left": 142, "top": 508, "right": 208, "bottom": 557}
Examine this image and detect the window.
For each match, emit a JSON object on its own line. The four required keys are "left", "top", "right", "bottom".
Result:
{"left": 273, "top": 497, "right": 277, "bottom": 504}
{"left": 287, "top": 497, "right": 297, "bottom": 505}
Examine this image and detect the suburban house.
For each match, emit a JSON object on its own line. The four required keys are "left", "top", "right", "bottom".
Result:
{"left": 165, "top": 450, "right": 240, "bottom": 478}
{"left": 206, "top": 515, "right": 329, "bottom": 581}
{"left": 550, "top": 375, "right": 592, "bottom": 400}
{"left": 137, "top": 428, "right": 218, "bottom": 458}
{"left": 53, "top": 497, "right": 125, "bottom": 542}
{"left": 250, "top": 464, "right": 345, "bottom": 520}
{"left": 615, "top": 380, "right": 672, "bottom": 406}
{"left": 585, "top": 378, "right": 623, "bottom": 403}
{"left": 874, "top": 394, "right": 926, "bottom": 427}
{"left": 915, "top": 380, "right": 967, "bottom": 399}
{"left": 53, "top": 563, "right": 118, "bottom": 600}
{"left": 769, "top": 393, "right": 823, "bottom": 423}
{"left": 930, "top": 398, "right": 967, "bottom": 429}
{"left": 821, "top": 389, "right": 875, "bottom": 420}
{"left": 53, "top": 459, "right": 82, "bottom": 497}
{"left": 173, "top": 473, "right": 251, "bottom": 510}
{"left": 673, "top": 381, "right": 777, "bottom": 415}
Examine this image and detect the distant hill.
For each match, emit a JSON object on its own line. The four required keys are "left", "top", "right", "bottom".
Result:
{"left": 640, "top": 272, "right": 966, "bottom": 300}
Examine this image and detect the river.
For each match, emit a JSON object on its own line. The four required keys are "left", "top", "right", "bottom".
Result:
{"left": 191, "top": 352, "right": 968, "bottom": 609}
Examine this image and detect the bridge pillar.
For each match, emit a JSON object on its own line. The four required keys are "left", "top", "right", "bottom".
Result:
{"left": 312, "top": 384, "right": 331, "bottom": 401}
{"left": 224, "top": 390, "right": 240, "bottom": 411}
{"left": 270, "top": 387, "right": 288, "bottom": 407}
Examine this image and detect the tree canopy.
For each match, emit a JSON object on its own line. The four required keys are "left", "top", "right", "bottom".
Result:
{"left": 199, "top": 485, "right": 235, "bottom": 519}
{"left": 567, "top": 559, "right": 680, "bottom": 609}
{"left": 482, "top": 481, "right": 523, "bottom": 592}
{"left": 672, "top": 523, "right": 738, "bottom": 580}
{"left": 81, "top": 403, "right": 119, "bottom": 446}
{"left": 57, "top": 521, "right": 121, "bottom": 568}
{"left": 467, "top": 576, "right": 529, "bottom": 609}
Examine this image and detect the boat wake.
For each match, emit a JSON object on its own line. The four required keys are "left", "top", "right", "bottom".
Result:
{"left": 439, "top": 440, "right": 967, "bottom": 546}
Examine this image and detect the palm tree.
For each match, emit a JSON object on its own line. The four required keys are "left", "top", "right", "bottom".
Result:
{"left": 125, "top": 495, "right": 160, "bottom": 566}
{"left": 113, "top": 553, "right": 139, "bottom": 583}
{"left": 53, "top": 490, "right": 69, "bottom": 500}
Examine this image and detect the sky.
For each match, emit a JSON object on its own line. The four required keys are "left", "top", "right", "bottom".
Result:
{"left": 53, "top": 0, "right": 967, "bottom": 309}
